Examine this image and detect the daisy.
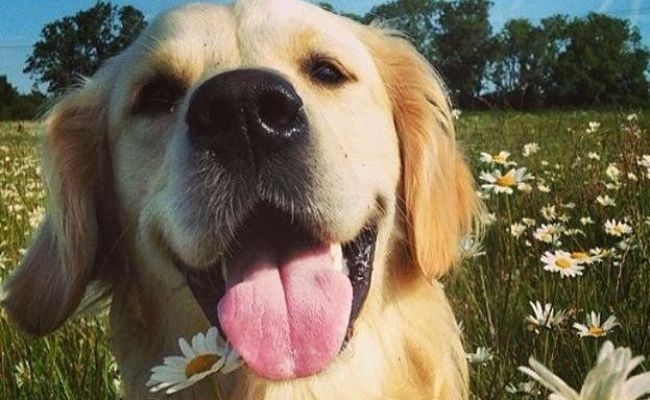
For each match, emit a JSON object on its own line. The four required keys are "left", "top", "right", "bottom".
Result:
{"left": 596, "top": 195, "right": 616, "bottom": 207}
{"left": 147, "top": 327, "right": 243, "bottom": 394}
{"left": 580, "top": 216, "right": 594, "bottom": 226}
{"left": 522, "top": 217, "right": 537, "bottom": 227}
{"left": 638, "top": 155, "right": 650, "bottom": 169}
{"left": 587, "top": 152, "right": 601, "bottom": 161}
{"left": 522, "top": 142, "right": 540, "bottom": 157}
{"left": 533, "top": 223, "right": 563, "bottom": 244}
{"left": 537, "top": 183, "right": 552, "bottom": 193}
{"left": 570, "top": 251, "right": 598, "bottom": 265}
{"left": 452, "top": 109, "right": 462, "bottom": 119}
{"left": 540, "top": 250, "right": 584, "bottom": 278}
{"left": 606, "top": 163, "right": 621, "bottom": 181}
{"left": 479, "top": 151, "right": 517, "bottom": 167}
{"left": 520, "top": 341, "right": 650, "bottom": 400}
{"left": 573, "top": 312, "right": 620, "bottom": 338}
{"left": 505, "top": 381, "right": 539, "bottom": 396}
{"left": 586, "top": 121, "right": 601, "bottom": 133}
{"left": 541, "top": 205, "right": 557, "bottom": 221}
{"left": 604, "top": 219, "right": 633, "bottom": 237}
{"left": 466, "top": 347, "right": 493, "bottom": 364}
{"left": 459, "top": 235, "right": 485, "bottom": 259}
{"left": 480, "top": 168, "right": 532, "bottom": 194}
{"left": 510, "top": 222, "right": 526, "bottom": 238}
{"left": 526, "top": 301, "right": 566, "bottom": 331}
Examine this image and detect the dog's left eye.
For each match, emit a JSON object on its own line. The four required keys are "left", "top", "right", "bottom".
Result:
{"left": 134, "top": 76, "right": 186, "bottom": 116}
{"left": 309, "top": 59, "right": 348, "bottom": 86}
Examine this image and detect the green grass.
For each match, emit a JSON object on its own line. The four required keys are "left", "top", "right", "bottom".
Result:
{"left": 451, "top": 110, "right": 650, "bottom": 398}
{"left": 0, "top": 112, "right": 648, "bottom": 399}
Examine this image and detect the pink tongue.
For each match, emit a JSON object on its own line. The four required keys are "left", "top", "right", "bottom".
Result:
{"left": 217, "top": 235, "right": 352, "bottom": 380}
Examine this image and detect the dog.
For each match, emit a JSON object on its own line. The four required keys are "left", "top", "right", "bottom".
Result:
{"left": 1, "top": 0, "right": 479, "bottom": 398}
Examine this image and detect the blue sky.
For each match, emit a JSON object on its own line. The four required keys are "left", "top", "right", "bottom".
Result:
{"left": 1, "top": 0, "right": 648, "bottom": 93}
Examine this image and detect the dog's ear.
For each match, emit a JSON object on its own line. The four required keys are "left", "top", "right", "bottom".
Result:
{"left": 362, "top": 27, "right": 479, "bottom": 279}
{"left": 1, "top": 76, "right": 114, "bottom": 336}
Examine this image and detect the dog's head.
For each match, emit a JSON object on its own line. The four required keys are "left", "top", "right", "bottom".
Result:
{"left": 2, "top": 0, "right": 477, "bottom": 390}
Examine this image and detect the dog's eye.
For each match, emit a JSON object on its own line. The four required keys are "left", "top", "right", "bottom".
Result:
{"left": 134, "top": 76, "right": 186, "bottom": 115}
{"left": 309, "top": 59, "right": 348, "bottom": 86}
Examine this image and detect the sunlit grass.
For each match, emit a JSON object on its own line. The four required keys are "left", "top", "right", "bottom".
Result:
{"left": 0, "top": 112, "right": 648, "bottom": 399}
{"left": 0, "top": 122, "right": 120, "bottom": 400}
{"left": 451, "top": 110, "right": 650, "bottom": 399}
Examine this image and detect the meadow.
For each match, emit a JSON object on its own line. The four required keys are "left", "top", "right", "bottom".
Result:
{"left": 0, "top": 111, "right": 648, "bottom": 399}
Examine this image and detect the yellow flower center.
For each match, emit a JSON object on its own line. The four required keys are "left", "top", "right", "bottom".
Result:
{"left": 496, "top": 175, "right": 516, "bottom": 187}
{"left": 185, "top": 354, "right": 219, "bottom": 378}
{"left": 571, "top": 252, "right": 589, "bottom": 261}
{"left": 588, "top": 326, "right": 604, "bottom": 337}
{"left": 555, "top": 257, "right": 572, "bottom": 269}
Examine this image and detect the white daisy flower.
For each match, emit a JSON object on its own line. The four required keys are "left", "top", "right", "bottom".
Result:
{"left": 522, "top": 217, "right": 537, "bottom": 227}
{"left": 481, "top": 212, "right": 497, "bottom": 226}
{"left": 479, "top": 151, "right": 517, "bottom": 167}
{"left": 518, "top": 182, "right": 533, "bottom": 193}
{"left": 522, "top": 142, "right": 540, "bottom": 157}
{"left": 510, "top": 222, "right": 526, "bottom": 238}
{"left": 573, "top": 312, "right": 620, "bottom": 338}
{"left": 580, "top": 217, "right": 595, "bottom": 226}
{"left": 541, "top": 205, "right": 557, "bottom": 221}
{"left": 505, "top": 380, "right": 540, "bottom": 396}
{"left": 596, "top": 195, "right": 616, "bottom": 207}
{"left": 627, "top": 113, "right": 638, "bottom": 121}
{"left": 520, "top": 341, "right": 650, "bottom": 400}
{"left": 452, "top": 109, "right": 462, "bottom": 119}
{"left": 147, "top": 327, "right": 243, "bottom": 395}
{"left": 537, "top": 183, "right": 552, "bottom": 193}
{"left": 480, "top": 168, "right": 532, "bottom": 195}
{"left": 533, "top": 223, "right": 563, "bottom": 244}
{"left": 466, "top": 347, "right": 493, "bottom": 364}
{"left": 570, "top": 251, "right": 598, "bottom": 265}
{"left": 588, "top": 152, "right": 601, "bottom": 161}
{"left": 459, "top": 235, "right": 485, "bottom": 259}
{"left": 627, "top": 172, "right": 638, "bottom": 181}
{"left": 586, "top": 121, "right": 601, "bottom": 133}
{"left": 604, "top": 219, "right": 633, "bottom": 237}
{"left": 638, "top": 155, "right": 650, "bottom": 169}
{"left": 540, "top": 250, "right": 584, "bottom": 278}
{"left": 606, "top": 163, "right": 621, "bottom": 182}
{"left": 526, "top": 301, "right": 566, "bottom": 331}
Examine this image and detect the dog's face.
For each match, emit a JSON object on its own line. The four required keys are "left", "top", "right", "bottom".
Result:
{"left": 2, "top": 0, "right": 478, "bottom": 397}
{"left": 113, "top": 1, "right": 400, "bottom": 379}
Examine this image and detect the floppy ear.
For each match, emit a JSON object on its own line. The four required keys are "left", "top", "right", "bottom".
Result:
{"left": 1, "top": 78, "right": 115, "bottom": 336}
{"left": 362, "top": 27, "right": 479, "bottom": 279}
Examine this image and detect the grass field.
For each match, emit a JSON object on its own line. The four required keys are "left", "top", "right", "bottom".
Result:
{"left": 0, "top": 111, "right": 648, "bottom": 399}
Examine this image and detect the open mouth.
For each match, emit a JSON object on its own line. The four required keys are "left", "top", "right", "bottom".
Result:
{"left": 174, "top": 203, "right": 377, "bottom": 380}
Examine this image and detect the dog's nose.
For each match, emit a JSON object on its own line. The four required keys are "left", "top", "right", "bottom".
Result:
{"left": 186, "top": 69, "right": 306, "bottom": 164}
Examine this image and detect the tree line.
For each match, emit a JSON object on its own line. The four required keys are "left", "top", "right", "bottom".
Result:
{"left": 1, "top": 0, "right": 648, "bottom": 119}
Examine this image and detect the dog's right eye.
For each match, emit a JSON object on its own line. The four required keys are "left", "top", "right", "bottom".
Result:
{"left": 133, "top": 76, "right": 186, "bottom": 116}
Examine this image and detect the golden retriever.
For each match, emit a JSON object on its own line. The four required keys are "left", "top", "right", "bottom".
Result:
{"left": 2, "top": 0, "right": 479, "bottom": 398}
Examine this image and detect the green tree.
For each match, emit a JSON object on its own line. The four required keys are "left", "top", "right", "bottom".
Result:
{"left": 25, "top": 2, "right": 146, "bottom": 94}
{"left": 549, "top": 13, "right": 649, "bottom": 107}
{"left": 0, "top": 76, "right": 20, "bottom": 120}
{"left": 364, "top": 0, "right": 438, "bottom": 60}
{"left": 491, "top": 16, "right": 568, "bottom": 108}
{"left": 0, "top": 76, "right": 46, "bottom": 120}
{"left": 433, "top": 0, "right": 495, "bottom": 108}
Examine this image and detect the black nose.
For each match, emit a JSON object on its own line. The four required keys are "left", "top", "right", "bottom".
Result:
{"left": 186, "top": 69, "right": 306, "bottom": 165}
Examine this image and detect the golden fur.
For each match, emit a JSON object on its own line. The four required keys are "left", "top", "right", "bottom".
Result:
{"left": 2, "top": 1, "right": 479, "bottom": 399}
